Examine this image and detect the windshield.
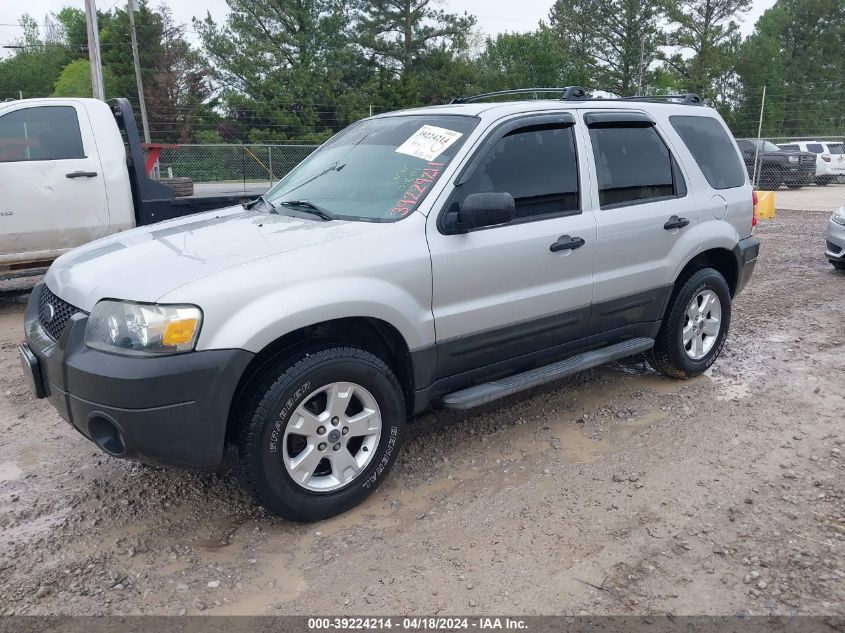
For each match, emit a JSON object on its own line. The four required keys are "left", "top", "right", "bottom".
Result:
{"left": 751, "top": 140, "right": 782, "bottom": 152}
{"left": 265, "top": 115, "right": 478, "bottom": 222}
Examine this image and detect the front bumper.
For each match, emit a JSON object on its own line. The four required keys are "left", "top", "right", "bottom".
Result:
{"left": 781, "top": 164, "right": 815, "bottom": 183}
{"left": 23, "top": 283, "right": 253, "bottom": 469}
{"left": 826, "top": 219, "right": 845, "bottom": 264}
{"left": 733, "top": 235, "right": 760, "bottom": 296}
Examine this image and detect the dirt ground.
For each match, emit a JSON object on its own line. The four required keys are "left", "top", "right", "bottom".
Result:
{"left": 0, "top": 208, "right": 843, "bottom": 617}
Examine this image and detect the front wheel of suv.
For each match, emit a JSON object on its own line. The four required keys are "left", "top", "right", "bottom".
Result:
{"left": 649, "top": 268, "right": 732, "bottom": 380}
{"left": 234, "top": 346, "right": 406, "bottom": 521}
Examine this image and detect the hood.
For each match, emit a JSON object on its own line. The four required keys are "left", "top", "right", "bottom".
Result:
{"left": 766, "top": 149, "right": 815, "bottom": 159}
{"left": 45, "top": 206, "right": 375, "bottom": 310}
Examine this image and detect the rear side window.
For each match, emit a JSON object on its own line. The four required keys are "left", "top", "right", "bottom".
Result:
{"left": 669, "top": 116, "right": 745, "bottom": 190}
{"left": 0, "top": 106, "right": 85, "bottom": 162}
{"left": 589, "top": 125, "right": 684, "bottom": 207}
{"left": 827, "top": 143, "right": 844, "bottom": 155}
{"left": 806, "top": 143, "right": 824, "bottom": 154}
{"left": 457, "top": 124, "right": 579, "bottom": 220}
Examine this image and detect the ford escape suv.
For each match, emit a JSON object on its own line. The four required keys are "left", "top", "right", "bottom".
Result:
{"left": 20, "top": 88, "right": 760, "bottom": 521}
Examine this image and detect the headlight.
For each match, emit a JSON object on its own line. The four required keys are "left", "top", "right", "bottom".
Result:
{"left": 788, "top": 156, "right": 799, "bottom": 163}
{"left": 832, "top": 208, "right": 845, "bottom": 226}
{"left": 85, "top": 300, "right": 202, "bottom": 356}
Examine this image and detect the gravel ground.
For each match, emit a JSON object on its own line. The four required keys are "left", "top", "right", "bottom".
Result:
{"left": 0, "top": 208, "right": 843, "bottom": 616}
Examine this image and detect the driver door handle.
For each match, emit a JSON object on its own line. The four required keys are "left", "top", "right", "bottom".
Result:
{"left": 66, "top": 171, "right": 98, "bottom": 179}
{"left": 550, "top": 235, "right": 585, "bottom": 252}
{"left": 663, "top": 215, "right": 690, "bottom": 230}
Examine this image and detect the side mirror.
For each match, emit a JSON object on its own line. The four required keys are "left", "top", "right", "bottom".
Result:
{"left": 444, "top": 192, "right": 515, "bottom": 233}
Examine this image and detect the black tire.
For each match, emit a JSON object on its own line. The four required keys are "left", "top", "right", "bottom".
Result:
{"left": 759, "top": 173, "right": 781, "bottom": 191}
{"left": 156, "top": 176, "right": 194, "bottom": 197}
{"left": 832, "top": 261, "right": 845, "bottom": 271}
{"left": 816, "top": 178, "right": 830, "bottom": 187}
{"left": 787, "top": 184, "right": 803, "bottom": 190}
{"left": 234, "top": 346, "right": 405, "bottom": 522}
{"left": 649, "top": 268, "right": 732, "bottom": 380}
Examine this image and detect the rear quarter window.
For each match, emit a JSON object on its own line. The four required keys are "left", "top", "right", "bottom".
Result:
{"left": 670, "top": 116, "right": 746, "bottom": 190}
{"left": 806, "top": 143, "right": 824, "bottom": 154}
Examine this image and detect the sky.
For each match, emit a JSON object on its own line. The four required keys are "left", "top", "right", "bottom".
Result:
{"left": 0, "top": 0, "right": 779, "bottom": 53}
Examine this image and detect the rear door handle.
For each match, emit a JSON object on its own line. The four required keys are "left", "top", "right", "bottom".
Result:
{"left": 550, "top": 235, "right": 585, "bottom": 252}
{"left": 664, "top": 215, "right": 690, "bottom": 230}
{"left": 65, "top": 171, "right": 98, "bottom": 179}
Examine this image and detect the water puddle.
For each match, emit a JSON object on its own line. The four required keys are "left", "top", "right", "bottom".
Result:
{"left": 703, "top": 369, "right": 752, "bottom": 401}
{"left": 0, "top": 461, "right": 23, "bottom": 482}
{"left": 2, "top": 508, "right": 69, "bottom": 541}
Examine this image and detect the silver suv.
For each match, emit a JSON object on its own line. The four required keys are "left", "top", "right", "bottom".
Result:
{"left": 20, "top": 88, "right": 760, "bottom": 521}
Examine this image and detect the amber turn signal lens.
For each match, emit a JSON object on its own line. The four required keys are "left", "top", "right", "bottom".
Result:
{"left": 162, "top": 318, "right": 198, "bottom": 346}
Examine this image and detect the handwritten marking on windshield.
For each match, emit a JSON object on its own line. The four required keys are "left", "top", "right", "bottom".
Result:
{"left": 390, "top": 161, "right": 445, "bottom": 217}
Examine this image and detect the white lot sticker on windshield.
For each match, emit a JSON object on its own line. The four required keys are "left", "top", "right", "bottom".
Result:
{"left": 395, "top": 125, "right": 463, "bottom": 162}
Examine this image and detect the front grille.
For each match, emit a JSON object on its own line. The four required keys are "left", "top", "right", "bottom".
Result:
{"left": 38, "top": 286, "right": 80, "bottom": 341}
{"left": 828, "top": 240, "right": 843, "bottom": 255}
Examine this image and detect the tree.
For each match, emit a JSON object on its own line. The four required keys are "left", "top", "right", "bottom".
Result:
{"left": 357, "top": 0, "right": 475, "bottom": 75}
{"left": 731, "top": 0, "right": 845, "bottom": 137}
{"left": 0, "top": 14, "right": 69, "bottom": 99}
{"left": 52, "top": 59, "right": 119, "bottom": 97}
{"left": 195, "top": 0, "right": 365, "bottom": 141}
{"left": 474, "top": 28, "right": 588, "bottom": 93}
{"left": 662, "top": 0, "right": 752, "bottom": 101}
{"left": 548, "top": 0, "right": 666, "bottom": 96}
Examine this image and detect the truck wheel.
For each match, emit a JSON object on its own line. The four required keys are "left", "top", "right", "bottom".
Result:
{"left": 832, "top": 261, "right": 845, "bottom": 271}
{"left": 816, "top": 178, "right": 830, "bottom": 187}
{"left": 234, "top": 347, "right": 405, "bottom": 521}
{"left": 649, "top": 268, "right": 732, "bottom": 380}
{"left": 156, "top": 177, "right": 194, "bottom": 197}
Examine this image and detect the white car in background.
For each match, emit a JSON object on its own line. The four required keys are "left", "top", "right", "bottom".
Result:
{"left": 778, "top": 140, "right": 845, "bottom": 186}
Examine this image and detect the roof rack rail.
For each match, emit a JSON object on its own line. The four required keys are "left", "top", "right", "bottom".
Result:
{"left": 450, "top": 86, "right": 591, "bottom": 104}
{"left": 618, "top": 93, "right": 702, "bottom": 105}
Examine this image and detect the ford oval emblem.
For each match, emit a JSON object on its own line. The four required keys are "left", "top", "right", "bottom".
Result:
{"left": 43, "top": 303, "right": 56, "bottom": 324}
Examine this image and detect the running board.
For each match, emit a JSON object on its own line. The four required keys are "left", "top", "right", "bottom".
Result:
{"left": 441, "top": 337, "right": 655, "bottom": 410}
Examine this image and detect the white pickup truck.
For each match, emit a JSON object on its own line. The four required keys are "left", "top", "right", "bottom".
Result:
{"left": 0, "top": 97, "right": 263, "bottom": 279}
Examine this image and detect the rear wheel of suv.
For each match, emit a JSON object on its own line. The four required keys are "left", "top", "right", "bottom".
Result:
{"left": 234, "top": 346, "right": 406, "bottom": 521}
{"left": 649, "top": 268, "right": 732, "bottom": 380}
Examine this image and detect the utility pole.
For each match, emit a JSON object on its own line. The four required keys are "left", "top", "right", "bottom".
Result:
{"left": 636, "top": 35, "right": 645, "bottom": 95}
{"left": 84, "top": 0, "right": 105, "bottom": 100}
{"left": 127, "top": 0, "right": 151, "bottom": 144}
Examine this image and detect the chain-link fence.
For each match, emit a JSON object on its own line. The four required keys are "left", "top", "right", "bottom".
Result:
{"left": 155, "top": 143, "right": 320, "bottom": 189}
{"left": 733, "top": 136, "right": 845, "bottom": 215}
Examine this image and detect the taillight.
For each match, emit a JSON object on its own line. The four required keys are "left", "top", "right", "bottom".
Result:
{"left": 752, "top": 191, "right": 758, "bottom": 229}
{"left": 822, "top": 154, "right": 831, "bottom": 163}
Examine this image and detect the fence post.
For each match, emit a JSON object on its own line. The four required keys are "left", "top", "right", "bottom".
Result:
{"left": 268, "top": 146, "right": 274, "bottom": 187}
{"left": 752, "top": 85, "right": 767, "bottom": 189}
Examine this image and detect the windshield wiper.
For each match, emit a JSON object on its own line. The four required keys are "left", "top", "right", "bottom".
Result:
{"left": 277, "top": 200, "right": 335, "bottom": 221}
{"left": 244, "top": 194, "right": 275, "bottom": 212}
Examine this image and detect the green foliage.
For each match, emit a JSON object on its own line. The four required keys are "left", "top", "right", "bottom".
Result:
{"left": 356, "top": 0, "right": 475, "bottom": 76}
{"left": 52, "top": 59, "right": 118, "bottom": 98}
{"left": 0, "top": 0, "right": 840, "bottom": 143}
{"left": 473, "top": 28, "right": 588, "bottom": 94}
{"left": 661, "top": 0, "right": 752, "bottom": 102}
{"left": 0, "top": 15, "right": 70, "bottom": 99}
{"left": 730, "top": 0, "right": 845, "bottom": 137}
{"left": 548, "top": 0, "right": 666, "bottom": 96}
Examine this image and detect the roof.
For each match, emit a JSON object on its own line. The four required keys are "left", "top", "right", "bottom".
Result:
{"left": 375, "top": 98, "right": 715, "bottom": 122}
